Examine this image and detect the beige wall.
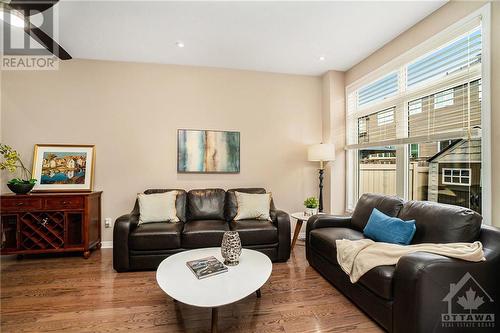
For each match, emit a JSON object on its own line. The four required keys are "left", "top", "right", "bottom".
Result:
{"left": 345, "top": 0, "right": 500, "bottom": 227}
{"left": 288, "top": 70, "right": 347, "bottom": 238}
{"left": 1, "top": 60, "right": 323, "bottom": 242}
{"left": 321, "top": 71, "right": 346, "bottom": 215}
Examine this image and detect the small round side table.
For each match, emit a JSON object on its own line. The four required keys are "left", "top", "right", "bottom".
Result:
{"left": 290, "top": 212, "right": 324, "bottom": 249}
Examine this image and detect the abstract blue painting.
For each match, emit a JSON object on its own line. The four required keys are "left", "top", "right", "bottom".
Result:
{"left": 178, "top": 129, "right": 240, "bottom": 173}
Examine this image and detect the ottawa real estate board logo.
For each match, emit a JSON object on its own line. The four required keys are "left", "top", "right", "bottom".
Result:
{"left": 1, "top": 1, "right": 59, "bottom": 70}
{"left": 442, "top": 272, "right": 495, "bottom": 329}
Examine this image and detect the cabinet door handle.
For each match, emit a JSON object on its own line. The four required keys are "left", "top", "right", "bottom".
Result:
{"left": 16, "top": 202, "right": 24, "bottom": 206}
{"left": 62, "top": 201, "right": 69, "bottom": 205}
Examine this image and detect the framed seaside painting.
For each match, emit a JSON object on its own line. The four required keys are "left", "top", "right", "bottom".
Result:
{"left": 178, "top": 129, "right": 240, "bottom": 173}
{"left": 31, "top": 144, "right": 95, "bottom": 192}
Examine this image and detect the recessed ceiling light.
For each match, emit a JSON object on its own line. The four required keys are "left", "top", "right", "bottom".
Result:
{"left": 0, "top": 9, "right": 25, "bottom": 28}
{"left": 319, "top": 56, "right": 326, "bottom": 61}
{"left": 175, "top": 41, "right": 185, "bottom": 48}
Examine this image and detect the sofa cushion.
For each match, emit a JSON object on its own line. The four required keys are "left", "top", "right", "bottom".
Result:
{"left": 364, "top": 208, "right": 416, "bottom": 245}
{"left": 229, "top": 220, "right": 278, "bottom": 246}
{"left": 182, "top": 219, "right": 229, "bottom": 248}
{"left": 137, "top": 191, "right": 179, "bottom": 224}
{"left": 351, "top": 193, "right": 405, "bottom": 231}
{"left": 234, "top": 192, "right": 272, "bottom": 221}
{"left": 187, "top": 189, "right": 226, "bottom": 221}
{"left": 398, "top": 200, "right": 482, "bottom": 244}
{"left": 358, "top": 265, "right": 395, "bottom": 300}
{"left": 144, "top": 189, "right": 187, "bottom": 222}
{"left": 309, "top": 228, "right": 365, "bottom": 265}
{"left": 129, "top": 222, "right": 183, "bottom": 251}
{"left": 226, "top": 188, "right": 276, "bottom": 221}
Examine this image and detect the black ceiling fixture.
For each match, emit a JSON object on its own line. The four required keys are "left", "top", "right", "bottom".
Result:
{"left": 1, "top": 0, "right": 71, "bottom": 60}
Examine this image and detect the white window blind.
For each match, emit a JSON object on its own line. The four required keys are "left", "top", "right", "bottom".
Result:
{"left": 357, "top": 107, "right": 397, "bottom": 145}
{"left": 346, "top": 24, "right": 482, "bottom": 150}
{"left": 407, "top": 28, "right": 481, "bottom": 88}
{"left": 408, "top": 79, "right": 481, "bottom": 141}
{"left": 377, "top": 108, "right": 394, "bottom": 126}
{"left": 408, "top": 100, "right": 422, "bottom": 115}
{"left": 434, "top": 89, "right": 454, "bottom": 109}
{"left": 357, "top": 72, "right": 398, "bottom": 107}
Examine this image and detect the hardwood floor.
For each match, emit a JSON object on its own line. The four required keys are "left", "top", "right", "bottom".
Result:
{"left": 1, "top": 241, "right": 383, "bottom": 333}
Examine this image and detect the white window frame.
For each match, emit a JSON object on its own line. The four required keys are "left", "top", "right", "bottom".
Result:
{"left": 442, "top": 168, "right": 472, "bottom": 186}
{"left": 344, "top": 4, "right": 491, "bottom": 226}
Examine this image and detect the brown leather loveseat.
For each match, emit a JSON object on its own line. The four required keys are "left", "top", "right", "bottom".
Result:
{"left": 113, "top": 188, "right": 291, "bottom": 272}
{"left": 306, "top": 193, "right": 500, "bottom": 333}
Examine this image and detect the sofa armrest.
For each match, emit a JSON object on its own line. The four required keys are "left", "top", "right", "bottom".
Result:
{"left": 393, "top": 242, "right": 500, "bottom": 333}
{"left": 305, "top": 215, "right": 352, "bottom": 261}
{"left": 306, "top": 214, "right": 353, "bottom": 233}
{"left": 272, "top": 209, "right": 291, "bottom": 262}
{"left": 113, "top": 213, "right": 139, "bottom": 272}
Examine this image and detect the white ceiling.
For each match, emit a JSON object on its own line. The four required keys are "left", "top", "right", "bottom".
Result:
{"left": 48, "top": 1, "right": 447, "bottom": 75}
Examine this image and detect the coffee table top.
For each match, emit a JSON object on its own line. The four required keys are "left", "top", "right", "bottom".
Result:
{"left": 156, "top": 248, "right": 272, "bottom": 308}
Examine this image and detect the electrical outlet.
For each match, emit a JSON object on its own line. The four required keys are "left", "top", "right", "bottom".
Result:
{"left": 105, "top": 218, "right": 112, "bottom": 228}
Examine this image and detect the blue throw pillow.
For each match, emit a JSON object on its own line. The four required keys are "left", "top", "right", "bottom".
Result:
{"left": 363, "top": 208, "right": 416, "bottom": 245}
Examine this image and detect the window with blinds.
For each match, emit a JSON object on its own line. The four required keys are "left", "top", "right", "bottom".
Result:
{"left": 357, "top": 72, "right": 398, "bottom": 107}
{"left": 407, "top": 28, "right": 481, "bottom": 88}
{"left": 345, "top": 14, "right": 487, "bottom": 216}
{"left": 357, "top": 107, "right": 397, "bottom": 145}
{"left": 408, "top": 79, "right": 481, "bottom": 140}
{"left": 347, "top": 24, "right": 482, "bottom": 149}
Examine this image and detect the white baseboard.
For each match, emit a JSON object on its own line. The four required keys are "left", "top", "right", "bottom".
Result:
{"left": 101, "top": 241, "right": 113, "bottom": 249}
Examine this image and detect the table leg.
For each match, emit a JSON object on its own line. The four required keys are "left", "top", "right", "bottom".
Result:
{"left": 211, "top": 307, "right": 218, "bottom": 333}
{"left": 291, "top": 219, "right": 303, "bottom": 249}
{"left": 256, "top": 288, "right": 261, "bottom": 298}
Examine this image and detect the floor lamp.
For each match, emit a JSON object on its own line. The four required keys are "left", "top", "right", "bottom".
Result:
{"left": 308, "top": 143, "right": 336, "bottom": 213}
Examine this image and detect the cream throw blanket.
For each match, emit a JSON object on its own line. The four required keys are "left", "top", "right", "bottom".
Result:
{"left": 336, "top": 239, "right": 485, "bottom": 283}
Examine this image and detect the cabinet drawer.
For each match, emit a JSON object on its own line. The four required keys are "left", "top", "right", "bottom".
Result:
{"left": 1, "top": 198, "right": 43, "bottom": 212}
{"left": 44, "top": 197, "right": 84, "bottom": 210}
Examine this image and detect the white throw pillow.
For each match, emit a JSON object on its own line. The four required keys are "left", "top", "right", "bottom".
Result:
{"left": 234, "top": 191, "right": 272, "bottom": 221}
{"left": 138, "top": 191, "right": 179, "bottom": 224}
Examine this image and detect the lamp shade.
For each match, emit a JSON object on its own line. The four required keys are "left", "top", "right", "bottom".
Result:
{"left": 308, "top": 143, "right": 336, "bottom": 162}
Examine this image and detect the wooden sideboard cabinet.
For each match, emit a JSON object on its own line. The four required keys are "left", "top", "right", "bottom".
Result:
{"left": 0, "top": 191, "right": 102, "bottom": 258}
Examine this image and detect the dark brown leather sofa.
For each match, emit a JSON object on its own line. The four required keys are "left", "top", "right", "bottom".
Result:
{"left": 306, "top": 193, "right": 500, "bottom": 333}
{"left": 113, "top": 188, "right": 291, "bottom": 272}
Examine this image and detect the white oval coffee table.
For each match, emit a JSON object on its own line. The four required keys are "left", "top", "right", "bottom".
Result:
{"left": 156, "top": 247, "right": 272, "bottom": 332}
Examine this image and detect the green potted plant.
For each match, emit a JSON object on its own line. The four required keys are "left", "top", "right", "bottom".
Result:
{"left": 303, "top": 196, "right": 319, "bottom": 216}
{"left": 0, "top": 144, "right": 37, "bottom": 194}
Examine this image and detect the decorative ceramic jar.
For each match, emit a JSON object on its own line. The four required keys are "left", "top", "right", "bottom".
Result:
{"left": 304, "top": 207, "right": 319, "bottom": 217}
{"left": 221, "top": 231, "right": 242, "bottom": 266}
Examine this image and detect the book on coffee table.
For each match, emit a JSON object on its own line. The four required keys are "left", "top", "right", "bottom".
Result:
{"left": 186, "top": 256, "right": 228, "bottom": 279}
